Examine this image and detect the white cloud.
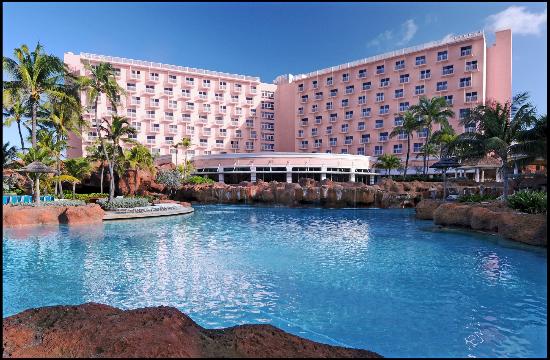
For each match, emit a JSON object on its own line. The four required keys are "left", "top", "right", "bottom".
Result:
{"left": 486, "top": 6, "right": 547, "bottom": 35}
{"left": 368, "top": 19, "right": 418, "bottom": 48}
{"left": 397, "top": 19, "right": 418, "bottom": 45}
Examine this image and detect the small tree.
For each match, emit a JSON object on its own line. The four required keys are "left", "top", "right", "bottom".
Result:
{"left": 64, "top": 157, "right": 92, "bottom": 195}
{"left": 375, "top": 154, "right": 402, "bottom": 179}
{"left": 156, "top": 169, "right": 183, "bottom": 195}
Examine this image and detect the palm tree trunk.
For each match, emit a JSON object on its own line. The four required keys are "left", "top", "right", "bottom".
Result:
{"left": 31, "top": 101, "right": 37, "bottom": 148}
{"left": 34, "top": 175, "right": 40, "bottom": 203}
{"left": 72, "top": 182, "right": 76, "bottom": 196}
{"left": 404, "top": 136, "right": 410, "bottom": 179}
{"left": 175, "top": 148, "right": 178, "bottom": 166}
{"left": 94, "top": 97, "right": 114, "bottom": 201}
{"left": 109, "top": 147, "right": 116, "bottom": 200}
{"left": 502, "top": 164, "right": 509, "bottom": 200}
{"left": 183, "top": 151, "right": 187, "bottom": 178}
{"left": 17, "top": 120, "right": 25, "bottom": 151}
{"left": 100, "top": 162, "right": 104, "bottom": 194}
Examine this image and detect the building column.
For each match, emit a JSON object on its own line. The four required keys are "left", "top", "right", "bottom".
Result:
{"left": 218, "top": 173, "right": 225, "bottom": 183}
{"left": 475, "top": 168, "right": 480, "bottom": 182}
{"left": 320, "top": 165, "right": 327, "bottom": 181}
{"left": 496, "top": 168, "right": 501, "bottom": 182}
{"left": 250, "top": 166, "right": 256, "bottom": 182}
{"left": 481, "top": 169, "right": 485, "bottom": 183}
{"left": 286, "top": 166, "right": 292, "bottom": 183}
{"left": 514, "top": 163, "right": 519, "bottom": 175}
{"left": 349, "top": 167, "right": 356, "bottom": 182}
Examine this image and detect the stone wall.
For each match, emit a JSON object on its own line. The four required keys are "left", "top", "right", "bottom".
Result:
{"left": 3, "top": 204, "right": 104, "bottom": 227}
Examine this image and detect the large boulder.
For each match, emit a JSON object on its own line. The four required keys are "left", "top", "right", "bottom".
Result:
{"left": 2, "top": 303, "right": 381, "bottom": 358}
{"left": 415, "top": 200, "right": 443, "bottom": 220}
{"left": 3, "top": 204, "right": 104, "bottom": 227}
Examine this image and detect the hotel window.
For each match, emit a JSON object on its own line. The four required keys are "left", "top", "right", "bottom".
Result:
{"left": 261, "top": 101, "right": 274, "bottom": 110}
{"left": 87, "top": 131, "right": 98, "bottom": 138}
{"left": 312, "top": 80, "right": 318, "bottom": 89}
{"left": 169, "top": 124, "right": 178, "bottom": 133}
{"left": 459, "top": 108, "right": 470, "bottom": 120}
{"left": 199, "top": 138, "right": 208, "bottom": 146}
{"left": 235, "top": 129, "right": 242, "bottom": 138}
{"left": 436, "top": 81, "right": 448, "bottom": 91}
{"left": 464, "top": 122, "right": 476, "bottom": 133}
{"left": 182, "top": 89, "right": 191, "bottom": 98}
{"left": 245, "top": 141, "right": 254, "bottom": 150}
{"left": 415, "top": 56, "right": 426, "bottom": 66}
{"left": 330, "top": 89, "right": 338, "bottom": 97}
{"left": 442, "top": 65, "right": 454, "bottom": 75}
{"left": 301, "top": 95, "right": 308, "bottom": 103}
{"left": 394, "top": 116, "right": 404, "bottom": 126}
{"left": 261, "top": 112, "right": 274, "bottom": 120}
{"left": 466, "top": 60, "right": 478, "bottom": 71}
{"left": 297, "top": 107, "right": 304, "bottom": 115}
{"left": 375, "top": 119, "right": 384, "bottom": 128}
{"left": 312, "top": 104, "right": 318, "bottom": 112}
{"left": 399, "top": 102, "right": 409, "bottom": 112}
{"left": 146, "top": 135, "right": 156, "bottom": 144}
{"left": 149, "top": 72, "right": 159, "bottom": 81}
{"left": 361, "top": 107, "right": 371, "bottom": 117}
{"left": 127, "top": 108, "right": 137, "bottom": 118}
{"left": 345, "top": 135, "right": 353, "bottom": 145}
{"left": 297, "top": 129, "right": 304, "bottom": 137}
{"left": 358, "top": 95, "right": 366, "bottom": 104}
{"left": 250, "top": 86, "right": 257, "bottom": 94}
{"left": 231, "top": 140, "right": 239, "bottom": 149}
{"left": 357, "top": 121, "right": 366, "bottom": 131}
{"left": 417, "top": 128, "right": 428, "bottom": 138}
{"left": 376, "top": 92, "right": 384, "bottom": 102}
{"left": 397, "top": 130, "right": 408, "bottom": 140}
{"left": 152, "top": 123, "right": 160, "bottom": 132}
{"left": 146, "top": 110, "right": 155, "bottom": 119}
{"left": 413, "top": 143, "right": 423, "bottom": 153}
{"left": 415, "top": 85, "right": 425, "bottom": 95}
{"left": 246, "top": 119, "right": 254, "bottom": 127}
{"left": 459, "top": 77, "right": 472, "bottom": 88}
{"left": 150, "top": 98, "right": 159, "bottom": 107}
{"left": 380, "top": 132, "right": 389, "bottom": 143}
{"left": 444, "top": 95, "right": 453, "bottom": 106}
{"left": 329, "top": 137, "right": 337, "bottom": 146}
{"left": 379, "top": 105, "right": 390, "bottom": 115}
{"left": 218, "top": 128, "right": 227, "bottom": 136}
{"left": 326, "top": 126, "right": 333, "bottom": 135}
{"left": 315, "top": 92, "right": 323, "bottom": 100}
{"left": 186, "top": 102, "right": 195, "bottom": 110}
{"left": 437, "top": 50, "right": 448, "bottom": 61}
{"left": 185, "top": 77, "right": 194, "bottom": 85}
{"left": 314, "top": 139, "right": 322, "bottom": 148}
{"left": 326, "top": 77, "right": 333, "bottom": 86}
{"left": 374, "top": 146, "right": 383, "bottom": 155}
{"left": 395, "top": 89, "right": 404, "bottom": 99}
{"left": 298, "top": 83, "right": 304, "bottom": 92}
{"left": 131, "top": 69, "right": 140, "bottom": 79}
{"left": 203, "top": 79, "right": 211, "bottom": 88}
{"left": 465, "top": 91, "right": 478, "bottom": 102}
{"left": 186, "top": 126, "right": 195, "bottom": 134}
{"left": 198, "top": 115, "right": 208, "bottom": 123}
{"left": 393, "top": 144, "right": 403, "bottom": 154}
{"left": 361, "top": 134, "right": 370, "bottom": 144}
{"left": 165, "top": 136, "right": 174, "bottom": 144}
{"left": 127, "top": 83, "right": 136, "bottom": 91}
{"left": 235, "top": 107, "right": 242, "bottom": 115}
{"left": 376, "top": 65, "right": 385, "bottom": 74}
{"left": 203, "top": 104, "right": 211, "bottom": 112}
{"left": 399, "top": 74, "right": 410, "bottom": 84}
{"left": 131, "top": 121, "right": 141, "bottom": 131}
{"left": 341, "top": 99, "right": 349, "bottom": 107}
{"left": 395, "top": 59, "right": 405, "bottom": 70}
{"left": 168, "top": 74, "right": 177, "bottom": 83}
{"left": 345, "top": 111, "right": 353, "bottom": 120}
{"left": 169, "top": 100, "right": 178, "bottom": 109}
{"left": 357, "top": 147, "right": 365, "bottom": 155}
{"left": 460, "top": 45, "right": 472, "bottom": 57}
{"left": 311, "top": 128, "right": 318, "bottom": 136}
{"left": 315, "top": 115, "right": 323, "bottom": 124}
{"left": 219, "top": 105, "right": 227, "bottom": 113}
{"left": 362, "top": 81, "right": 372, "bottom": 90}
{"left": 181, "top": 114, "right": 191, "bottom": 122}
{"left": 342, "top": 73, "right": 350, "bottom": 82}
{"left": 131, "top": 96, "right": 141, "bottom": 105}
{"left": 345, "top": 85, "right": 354, "bottom": 94}
{"left": 146, "top": 85, "right": 155, "bottom": 93}
{"left": 219, "top": 81, "right": 227, "bottom": 90}
{"left": 420, "top": 69, "right": 431, "bottom": 80}
{"left": 358, "top": 69, "right": 367, "bottom": 78}
{"left": 330, "top": 113, "right": 338, "bottom": 122}
{"left": 215, "top": 139, "right": 223, "bottom": 147}
{"left": 200, "top": 91, "right": 209, "bottom": 100}
{"left": 340, "top": 148, "right": 348, "bottom": 154}
{"left": 380, "top": 78, "right": 390, "bottom": 87}
{"left": 250, "top": 130, "right": 257, "bottom": 139}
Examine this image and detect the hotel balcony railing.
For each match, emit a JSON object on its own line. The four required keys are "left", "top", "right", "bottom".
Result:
{"left": 394, "top": 64, "right": 405, "bottom": 71}
{"left": 249, "top": 133, "right": 257, "bottom": 139}
{"left": 393, "top": 149, "right": 403, "bottom": 154}
{"left": 420, "top": 74, "right": 431, "bottom": 80}
{"left": 415, "top": 59, "right": 426, "bottom": 66}
{"left": 196, "top": 94, "right": 208, "bottom": 101}
{"left": 297, "top": 132, "right": 304, "bottom": 138}
{"left": 465, "top": 64, "right": 478, "bottom": 72}
{"left": 360, "top": 138, "right": 370, "bottom": 144}
{"left": 230, "top": 121, "right": 239, "bottom": 127}
{"left": 436, "top": 86, "right": 448, "bottom": 92}
{"left": 329, "top": 142, "right": 337, "bottom": 147}
{"left": 249, "top": 88, "right": 257, "bottom": 94}
{"left": 376, "top": 68, "right": 385, "bottom": 74}
{"left": 326, "top": 105, "right": 334, "bottom": 110}
{"left": 341, "top": 103, "right": 349, "bottom": 108}
{"left": 145, "top": 88, "right": 155, "bottom": 94}
{"left": 164, "top": 91, "right": 174, "bottom": 96}
{"left": 315, "top": 95, "right": 323, "bottom": 100}
{"left": 397, "top": 135, "right": 408, "bottom": 140}
{"left": 311, "top": 107, "right": 319, "bottom": 113}
{"left": 216, "top": 132, "right": 227, "bottom": 138}
{"left": 245, "top": 122, "right": 254, "bottom": 128}
{"left": 165, "top": 140, "right": 174, "bottom": 145}
{"left": 395, "top": 94, "right": 404, "bottom": 99}
{"left": 344, "top": 115, "right": 353, "bottom": 121}
{"left": 329, "top": 117, "right": 338, "bottom": 123}
{"left": 460, "top": 81, "right": 472, "bottom": 88}
{"left": 168, "top": 128, "right": 178, "bottom": 134}
{"left": 201, "top": 82, "right": 212, "bottom": 89}
{"left": 127, "top": 87, "right": 137, "bottom": 92}
{"left": 130, "top": 73, "right": 140, "bottom": 80}
{"left": 375, "top": 97, "right": 384, "bottom": 103}
{"left": 311, "top": 131, "right": 319, "bottom": 137}
{"left": 442, "top": 69, "right": 454, "bottom": 76}
{"left": 400, "top": 78, "right": 410, "bottom": 84}
{"left": 215, "top": 143, "right": 224, "bottom": 149}
{"left": 357, "top": 126, "right": 366, "bottom": 131}
{"left": 185, "top": 105, "right": 195, "bottom": 111}
{"left": 246, "top": 100, "right": 254, "bottom": 105}
{"left": 245, "top": 145, "right": 254, "bottom": 150}
{"left": 313, "top": 143, "right": 321, "bottom": 148}
{"left": 149, "top": 102, "right": 160, "bottom": 108}
{"left": 460, "top": 49, "right": 472, "bottom": 57}
{"left": 415, "top": 89, "right": 425, "bottom": 96}
{"left": 375, "top": 124, "right": 384, "bottom": 129}
{"left": 167, "top": 78, "right": 178, "bottom": 84}
{"left": 183, "top": 81, "right": 195, "bottom": 87}
{"left": 232, "top": 86, "right": 242, "bottom": 93}
{"left": 151, "top": 127, "right": 160, "bottom": 133}
{"left": 361, "top": 112, "right": 371, "bottom": 118}
{"left": 231, "top": 144, "right": 239, "bottom": 149}
{"left": 234, "top": 133, "right": 242, "bottom": 138}
{"left": 437, "top": 54, "right": 448, "bottom": 62}
{"left": 148, "top": 76, "right": 160, "bottom": 82}
{"left": 342, "top": 76, "right": 350, "bottom": 82}
{"left": 168, "top": 104, "right": 178, "bottom": 110}
{"left": 358, "top": 72, "right": 367, "bottom": 79}
{"left": 465, "top": 95, "right": 478, "bottom": 103}
{"left": 197, "top": 143, "right": 207, "bottom": 148}
{"left": 344, "top": 139, "right": 353, "bottom": 145}
{"left": 380, "top": 82, "right": 390, "bottom": 88}
{"left": 163, "top": 116, "right": 174, "bottom": 122}
{"left": 340, "top": 128, "right": 349, "bottom": 133}
{"left": 326, "top": 80, "right": 333, "bottom": 86}
{"left": 379, "top": 136, "right": 388, "bottom": 142}
{"left": 300, "top": 121, "right": 309, "bottom": 127}
{"left": 215, "top": 119, "right": 225, "bottom": 125}
{"left": 218, "top": 84, "right": 227, "bottom": 90}
{"left": 214, "top": 96, "right": 224, "bottom": 102}
{"left": 146, "top": 139, "right": 156, "bottom": 144}
{"left": 379, "top": 110, "right": 390, "bottom": 115}
{"left": 345, "top": 89, "right": 354, "bottom": 95}
{"left": 399, "top": 107, "right": 409, "bottom": 112}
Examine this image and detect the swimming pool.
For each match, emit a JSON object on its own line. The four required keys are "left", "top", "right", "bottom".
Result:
{"left": 2, "top": 205, "right": 547, "bottom": 357}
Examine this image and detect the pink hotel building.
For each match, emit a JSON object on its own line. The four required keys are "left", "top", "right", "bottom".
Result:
{"left": 65, "top": 29, "right": 511, "bottom": 180}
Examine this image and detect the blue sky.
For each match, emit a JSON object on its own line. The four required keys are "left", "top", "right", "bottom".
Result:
{"left": 3, "top": 2, "right": 547, "bottom": 147}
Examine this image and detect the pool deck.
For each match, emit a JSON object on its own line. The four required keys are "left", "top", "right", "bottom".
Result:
{"left": 103, "top": 204, "right": 194, "bottom": 221}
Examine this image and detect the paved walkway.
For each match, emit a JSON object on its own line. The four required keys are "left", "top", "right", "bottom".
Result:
{"left": 103, "top": 204, "right": 194, "bottom": 220}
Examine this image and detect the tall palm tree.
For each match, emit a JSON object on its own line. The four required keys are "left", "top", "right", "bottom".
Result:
{"left": 36, "top": 128, "right": 67, "bottom": 197}
{"left": 99, "top": 115, "right": 137, "bottom": 201}
{"left": 180, "top": 137, "right": 192, "bottom": 178}
{"left": 3, "top": 89, "right": 29, "bottom": 150}
{"left": 77, "top": 61, "right": 125, "bottom": 200}
{"left": 455, "top": 92, "right": 537, "bottom": 199}
{"left": 3, "top": 43, "right": 79, "bottom": 148}
{"left": 509, "top": 114, "right": 547, "bottom": 169}
{"left": 3, "top": 142, "right": 17, "bottom": 167}
{"left": 64, "top": 157, "right": 92, "bottom": 196}
{"left": 409, "top": 96, "right": 455, "bottom": 174}
{"left": 430, "top": 125, "right": 458, "bottom": 159}
{"left": 124, "top": 144, "right": 154, "bottom": 195}
{"left": 389, "top": 111, "right": 422, "bottom": 179}
{"left": 375, "top": 154, "right": 402, "bottom": 179}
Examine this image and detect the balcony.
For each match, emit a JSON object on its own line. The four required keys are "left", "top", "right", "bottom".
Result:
{"left": 231, "top": 86, "right": 242, "bottom": 93}
{"left": 163, "top": 90, "right": 174, "bottom": 97}
{"left": 315, "top": 94, "right": 323, "bottom": 101}
{"left": 415, "top": 89, "right": 425, "bottom": 96}
{"left": 442, "top": 69, "right": 454, "bottom": 76}
{"left": 162, "top": 115, "right": 174, "bottom": 122}
{"left": 311, "top": 131, "right": 319, "bottom": 137}
{"left": 329, "top": 117, "right": 337, "bottom": 123}
{"left": 245, "top": 145, "right": 254, "bottom": 151}
{"left": 420, "top": 73, "right": 431, "bottom": 80}
{"left": 357, "top": 125, "right": 366, "bottom": 131}
{"left": 130, "top": 73, "right": 141, "bottom": 80}
{"left": 297, "top": 132, "right": 304, "bottom": 138}
{"left": 146, "top": 139, "right": 156, "bottom": 145}
{"left": 215, "top": 118, "right": 225, "bottom": 125}
{"left": 437, "top": 54, "right": 448, "bottom": 62}
{"left": 465, "top": 95, "right": 479, "bottom": 103}
{"left": 231, "top": 143, "right": 239, "bottom": 149}
{"left": 168, "top": 127, "right": 178, "bottom": 134}
{"left": 326, "top": 79, "right": 334, "bottom": 86}
{"left": 436, "top": 86, "right": 448, "bottom": 93}
{"left": 184, "top": 105, "right": 195, "bottom": 112}
{"left": 196, "top": 94, "right": 208, "bottom": 102}
{"left": 465, "top": 64, "right": 478, "bottom": 72}
{"left": 144, "top": 88, "right": 156, "bottom": 95}
{"left": 299, "top": 144, "right": 308, "bottom": 150}
{"left": 165, "top": 139, "right": 174, "bottom": 145}
{"left": 147, "top": 75, "right": 160, "bottom": 83}
{"left": 216, "top": 132, "right": 227, "bottom": 138}
{"left": 183, "top": 80, "right": 195, "bottom": 87}
{"left": 150, "top": 127, "right": 160, "bottom": 133}
{"left": 215, "top": 143, "right": 224, "bottom": 149}
{"left": 340, "top": 127, "right": 349, "bottom": 134}
{"left": 218, "top": 84, "right": 227, "bottom": 91}
{"left": 234, "top": 132, "right": 242, "bottom": 138}
{"left": 376, "top": 68, "right": 385, "bottom": 75}
{"left": 379, "top": 136, "right": 388, "bottom": 142}
{"left": 360, "top": 138, "right": 370, "bottom": 144}
{"left": 344, "top": 139, "right": 353, "bottom": 145}
{"left": 326, "top": 129, "right": 333, "bottom": 135}
{"left": 342, "top": 76, "right": 350, "bottom": 83}
{"left": 200, "top": 81, "right": 212, "bottom": 89}
{"left": 249, "top": 133, "right": 257, "bottom": 139}
{"left": 248, "top": 87, "right": 257, "bottom": 95}
{"left": 460, "top": 80, "right": 472, "bottom": 88}
{"left": 460, "top": 48, "right": 473, "bottom": 58}
{"left": 329, "top": 141, "right": 337, "bottom": 147}
{"left": 358, "top": 72, "right": 367, "bottom": 79}
{"left": 394, "top": 64, "right": 405, "bottom": 71}
{"left": 230, "top": 120, "right": 239, "bottom": 127}
{"left": 300, "top": 121, "right": 309, "bottom": 127}
{"left": 197, "top": 142, "right": 207, "bottom": 148}
{"left": 148, "top": 101, "right": 160, "bottom": 109}
{"left": 415, "top": 59, "right": 427, "bottom": 67}
{"left": 313, "top": 143, "right": 321, "bottom": 148}
{"left": 245, "top": 122, "right": 254, "bottom": 128}
{"left": 127, "top": 86, "right": 137, "bottom": 93}
{"left": 213, "top": 96, "right": 224, "bottom": 102}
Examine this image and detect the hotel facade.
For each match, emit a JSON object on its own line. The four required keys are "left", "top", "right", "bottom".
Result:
{"left": 65, "top": 29, "right": 511, "bottom": 177}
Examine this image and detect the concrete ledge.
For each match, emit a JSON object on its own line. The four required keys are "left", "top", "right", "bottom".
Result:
{"left": 103, "top": 205, "right": 194, "bottom": 220}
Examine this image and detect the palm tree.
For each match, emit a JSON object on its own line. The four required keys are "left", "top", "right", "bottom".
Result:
{"left": 375, "top": 154, "right": 402, "bottom": 179}
{"left": 99, "top": 115, "right": 137, "bottom": 201}
{"left": 3, "top": 43, "right": 79, "bottom": 148}
{"left": 85, "top": 142, "right": 108, "bottom": 194}
{"left": 430, "top": 125, "right": 458, "bottom": 159}
{"left": 124, "top": 144, "right": 154, "bottom": 195}
{"left": 77, "top": 61, "right": 125, "bottom": 201}
{"left": 180, "top": 138, "right": 192, "bottom": 178}
{"left": 409, "top": 96, "right": 455, "bottom": 174}
{"left": 455, "top": 92, "right": 537, "bottom": 199}
{"left": 3, "top": 89, "right": 29, "bottom": 150}
{"left": 3, "top": 142, "right": 17, "bottom": 167}
{"left": 389, "top": 111, "right": 422, "bottom": 179}
{"left": 64, "top": 157, "right": 92, "bottom": 196}
{"left": 36, "top": 128, "right": 67, "bottom": 197}
{"left": 510, "top": 114, "right": 547, "bottom": 169}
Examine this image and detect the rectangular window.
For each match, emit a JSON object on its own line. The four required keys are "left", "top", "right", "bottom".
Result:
{"left": 341, "top": 99, "right": 349, "bottom": 107}
{"left": 345, "top": 135, "right": 353, "bottom": 145}
{"left": 376, "top": 93, "right": 384, "bottom": 102}
{"left": 420, "top": 69, "right": 431, "bottom": 80}
{"left": 357, "top": 147, "right": 365, "bottom": 155}
{"left": 357, "top": 122, "right": 366, "bottom": 131}
{"left": 465, "top": 91, "right": 478, "bottom": 102}
{"left": 341, "top": 124, "right": 349, "bottom": 133}
{"left": 358, "top": 95, "right": 366, "bottom": 104}
{"left": 361, "top": 134, "right": 370, "bottom": 144}
{"left": 330, "top": 113, "right": 338, "bottom": 122}
{"left": 415, "top": 85, "right": 425, "bottom": 95}
{"left": 374, "top": 146, "right": 383, "bottom": 156}
{"left": 395, "top": 59, "right": 405, "bottom": 70}
{"left": 329, "top": 137, "right": 337, "bottom": 146}
{"left": 126, "top": 108, "right": 136, "bottom": 118}
{"left": 358, "top": 69, "right": 367, "bottom": 78}
{"left": 379, "top": 132, "right": 388, "bottom": 142}
{"left": 399, "top": 102, "right": 409, "bottom": 112}
{"left": 362, "top": 82, "right": 372, "bottom": 90}
{"left": 437, "top": 50, "right": 448, "bottom": 61}
{"left": 326, "top": 102, "right": 333, "bottom": 110}
{"left": 146, "top": 85, "right": 155, "bottom": 93}
{"left": 186, "top": 77, "right": 195, "bottom": 85}
{"left": 330, "top": 89, "right": 338, "bottom": 97}
{"left": 345, "top": 110, "right": 353, "bottom": 120}
{"left": 444, "top": 95, "right": 453, "bottom": 105}
{"left": 361, "top": 107, "right": 371, "bottom": 117}
{"left": 399, "top": 74, "right": 410, "bottom": 83}
{"left": 436, "top": 81, "right": 448, "bottom": 91}
{"left": 380, "top": 77, "right": 390, "bottom": 87}
{"left": 393, "top": 144, "right": 403, "bottom": 154}
{"left": 466, "top": 60, "right": 478, "bottom": 72}
{"left": 414, "top": 143, "right": 423, "bottom": 153}
{"left": 127, "top": 83, "right": 136, "bottom": 91}
{"left": 379, "top": 105, "right": 390, "bottom": 115}
{"left": 460, "top": 45, "right": 472, "bottom": 57}
{"left": 459, "top": 108, "right": 470, "bottom": 120}
{"left": 375, "top": 119, "right": 384, "bottom": 128}
{"left": 415, "top": 56, "right": 426, "bottom": 66}
{"left": 315, "top": 115, "right": 323, "bottom": 124}
{"left": 395, "top": 89, "right": 404, "bottom": 98}
{"left": 342, "top": 73, "right": 350, "bottom": 82}
{"left": 312, "top": 80, "right": 318, "bottom": 89}
{"left": 459, "top": 77, "right": 472, "bottom": 88}
{"left": 376, "top": 65, "right": 385, "bottom": 74}
{"left": 442, "top": 65, "right": 454, "bottom": 75}
{"left": 298, "top": 84, "right": 304, "bottom": 92}
{"left": 326, "top": 77, "right": 333, "bottom": 86}
{"left": 345, "top": 85, "right": 354, "bottom": 94}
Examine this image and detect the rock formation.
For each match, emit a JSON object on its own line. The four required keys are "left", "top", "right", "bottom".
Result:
{"left": 2, "top": 303, "right": 382, "bottom": 358}
{"left": 3, "top": 204, "right": 104, "bottom": 227}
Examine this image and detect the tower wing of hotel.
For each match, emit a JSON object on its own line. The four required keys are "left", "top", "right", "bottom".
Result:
{"left": 65, "top": 29, "right": 511, "bottom": 182}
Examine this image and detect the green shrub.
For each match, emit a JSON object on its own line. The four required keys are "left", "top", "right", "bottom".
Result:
{"left": 392, "top": 175, "right": 443, "bottom": 182}
{"left": 64, "top": 193, "right": 108, "bottom": 201}
{"left": 507, "top": 190, "right": 547, "bottom": 214}
{"left": 156, "top": 169, "right": 183, "bottom": 193}
{"left": 11, "top": 200, "right": 86, "bottom": 207}
{"left": 183, "top": 175, "right": 215, "bottom": 185}
{"left": 458, "top": 193, "right": 499, "bottom": 203}
{"left": 97, "top": 197, "right": 150, "bottom": 210}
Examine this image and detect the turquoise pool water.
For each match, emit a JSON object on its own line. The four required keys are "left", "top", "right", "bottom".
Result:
{"left": 3, "top": 205, "right": 547, "bottom": 357}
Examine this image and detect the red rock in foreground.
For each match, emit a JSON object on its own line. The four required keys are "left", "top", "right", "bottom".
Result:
{"left": 2, "top": 303, "right": 382, "bottom": 358}
{"left": 3, "top": 204, "right": 105, "bottom": 227}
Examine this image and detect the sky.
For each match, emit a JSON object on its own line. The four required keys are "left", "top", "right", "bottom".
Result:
{"left": 3, "top": 2, "right": 547, "bottom": 148}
